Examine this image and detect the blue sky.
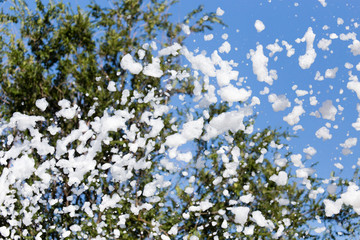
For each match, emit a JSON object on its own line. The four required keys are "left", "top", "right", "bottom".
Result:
{"left": 1, "top": 1, "right": 360, "bottom": 237}
{"left": 173, "top": 0, "right": 360, "bottom": 178}
{"left": 3, "top": 0, "right": 360, "bottom": 179}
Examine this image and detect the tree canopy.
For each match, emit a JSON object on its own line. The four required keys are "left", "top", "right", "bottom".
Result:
{"left": 0, "top": 0, "right": 359, "bottom": 239}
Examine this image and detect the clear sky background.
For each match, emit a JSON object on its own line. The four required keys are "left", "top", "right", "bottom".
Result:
{"left": 173, "top": 0, "right": 360, "bottom": 179}
{"left": 2, "top": 0, "right": 359, "bottom": 179}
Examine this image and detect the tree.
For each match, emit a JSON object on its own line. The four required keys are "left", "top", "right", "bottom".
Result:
{"left": 0, "top": 0, "right": 358, "bottom": 239}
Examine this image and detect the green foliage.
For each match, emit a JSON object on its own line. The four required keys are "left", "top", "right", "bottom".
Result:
{"left": 0, "top": 0, "right": 224, "bottom": 122}
{"left": 0, "top": 0, "right": 357, "bottom": 239}
{"left": 0, "top": 0, "right": 227, "bottom": 239}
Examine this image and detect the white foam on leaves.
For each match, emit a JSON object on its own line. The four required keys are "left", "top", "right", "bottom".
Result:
{"left": 218, "top": 84, "right": 252, "bottom": 103}
{"left": 269, "top": 171, "right": 288, "bottom": 186}
{"left": 158, "top": 43, "right": 182, "bottom": 57}
{"left": 315, "top": 126, "right": 332, "bottom": 140}
{"left": 349, "top": 39, "right": 360, "bottom": 56}
{"left": 35, "top": 98, "right": 48, "bottom": 111}
{"left": 297, "top": 27, "right": 317, "bottom": 69}
{"left": 249, "top": 45, "right": 277, "bottom": 85}
{"left": 143, "top": 57, "right": 163, "bottom": 78}
{"left": 254, "top": 20, "right": 265, "bottom": 33}
{"left": 319, "top": 100, "right": 337, "bottom": 121}
{"left": 283, "top": 104, "right": 305, "bottom": 126}
{"left": 268, "top": 94, "right": 291, "bottom": 112}
{"left": 216, "top": 7, "right": 225, "bottom": 16}
{"left": 120, "top": 54, "right": 143, "bottom": 74}
{"left": 318, "top": 0, "right": 327, "bottom": 7}
{"left": 230, "top": 206, "right": 250, "bottom": 225}
{"left": 317, "top": 38, "right": 332, "bottom": 51}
